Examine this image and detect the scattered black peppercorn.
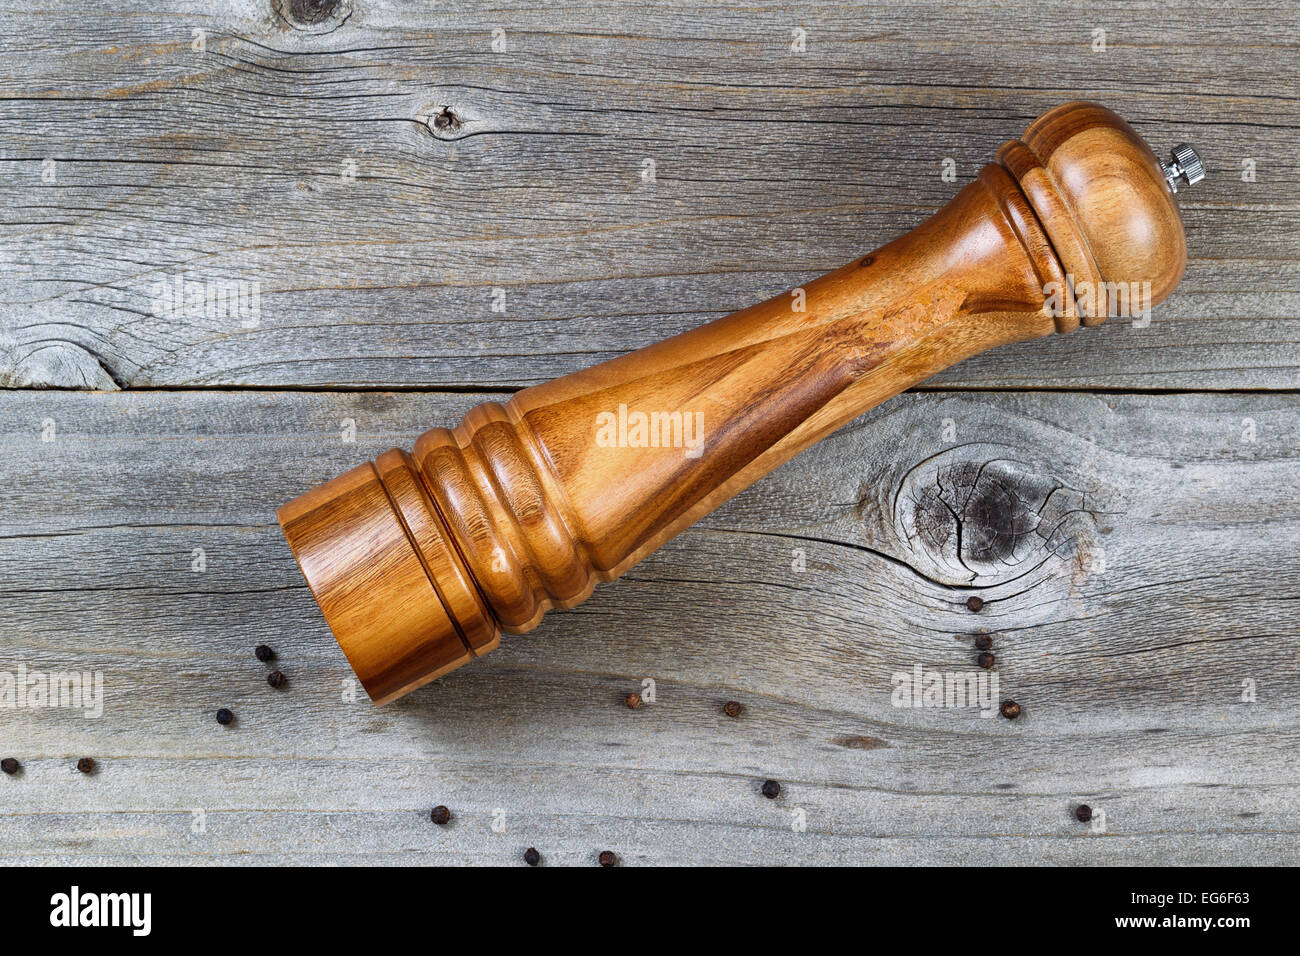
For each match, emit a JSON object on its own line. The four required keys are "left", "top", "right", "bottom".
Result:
{"left": 254, "top": 644, "right": 275, "bottom": 662}
{"left": 1, "top": 758, "right": 18, "bottom": 775}
{"left": 524, "top": 847, "right": 540, "bottom": 866}
{"left": 215, "top": 708, "right": 234, "bottom": 725}
{"left": 76, "top": 757, "right": 95, "bottom": 774}
{"left": 624, "top": 693, "right": 642, "bottom": 710}
{"left": 598, "top": 850, "right": 617, "bottom": 867}
{"left": 723, "top": 700, "right": 744, "bottom": 718}
{"left": 974, "top": 634, "right": 993, "bottom": 651}
{"left": 761, "top": 779, "right": 781, "bottom": 799}
{"left": 977, "top": 652, "right": 995, "bottom": 669}
{"left": 267, "top": 670, "right": 287, "bottom": 689}
{"left": 966, "top": 596, "right": 984, "bottom": 612}
{"left": 1075, "top": 804, "right": 1093, "bottom": 823}
{"left": 1000, "top": 700, "right": 1022, "bottom": 720}
{"left": 430, "top": 805, "right": 451, "bottom": 825}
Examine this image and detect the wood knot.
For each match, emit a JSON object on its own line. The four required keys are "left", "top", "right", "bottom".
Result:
{"left": 274, "top": 0, "right": 351, "bottom": 33}
{"left": 290, "top": 0, "right": 337, "bottom": 22}
{"left": 420, "top": 105, "right": 470, "bottom": 140}
{"left": 892, "top": 443, "right": 1116, "bottom": 587}
{"left": 431, "top": 107, "right": 462, "bottom": 132}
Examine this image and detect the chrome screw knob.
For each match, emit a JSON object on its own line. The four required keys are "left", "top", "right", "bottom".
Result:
{"left": 1159, "top": 143, "right": 1206, "bottom": 193}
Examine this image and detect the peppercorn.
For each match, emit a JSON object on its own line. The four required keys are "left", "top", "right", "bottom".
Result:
{"left": 977, "top": 652, "right": 995, "bottom": 669}
{"left": 524, "top": 847, "right": 540, "bottom": 866}
{"left": 1075, "top": 804, "right": 1093, "bottom": 823}
{"left": 624, "top": 693, "right": 642, "bottom": 710}
{"left": 1, "top": 758, "right": 19, "bottom": 775}
{"left": 1000, "top": 700, "right": 1021, "bottom": 720}
{"left": 215, "top": 708, "right": 234, "bottom": 725}
{"left": 598, "top": 850, "right": 617, "bottom": 867}
{"left": 761, "top": 779, "right": 781, "bottom": 799}
{"left": 76, "top": 757, "right": 95, "bottom": 774}
{"left": 430, "top": 805, "right": 451, "bottom": 825}
{"left": 267, "top": 670, "right": 287, "bottom": 689}
{"left": 254, "top": 644, "right": 275, "bottom": 662}
{"left": 966, "top": 596, "right": 984, "bottom": 612}
{"left": 974, "top": 634, "right": 993, "bottom": 651}
{"left": 723, "top": 700, "right": 743, "bottom": 718}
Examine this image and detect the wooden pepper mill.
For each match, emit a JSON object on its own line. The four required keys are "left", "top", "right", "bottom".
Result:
{"left": 278, "top": 102, "right": 1203, "bottom": 704}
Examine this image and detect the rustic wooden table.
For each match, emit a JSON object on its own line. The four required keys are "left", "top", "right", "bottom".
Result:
{"left": 2, "top": 0, "right": 1297, "bottom": 866}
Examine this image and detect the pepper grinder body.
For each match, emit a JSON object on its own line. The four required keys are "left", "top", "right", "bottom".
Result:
{"left": 278, "top": 102, "right": 1190, "bottom": 704}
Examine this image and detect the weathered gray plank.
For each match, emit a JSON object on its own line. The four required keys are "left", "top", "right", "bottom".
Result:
{"left": 1, "top": 0, "right": 1297, "bottom": 390}
{"left": 1, "top": 389, "right": 1296, "bottom": 864}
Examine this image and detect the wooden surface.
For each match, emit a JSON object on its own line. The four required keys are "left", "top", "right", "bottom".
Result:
{"left": 1, "top": 0, "right": 1297, "bottom": 865}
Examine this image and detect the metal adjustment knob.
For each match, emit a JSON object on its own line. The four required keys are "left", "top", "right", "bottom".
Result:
{"left": 1159, "top": 143, "right": 1206, "bottom": 193}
